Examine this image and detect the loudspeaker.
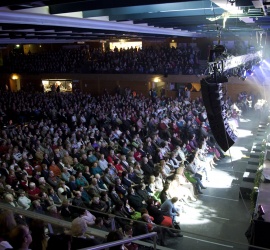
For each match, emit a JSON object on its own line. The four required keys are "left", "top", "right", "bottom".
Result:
{"left": 207, "top": 113, "right": 237, "bottom": 151}
{"left": 201, "top": 79, "right": 224, "bottom": 116}
{"left": 239, "top": 181, "right": 254, "bottom": 200}
{"left": 201, "top": 79, "right": 237, "bottom": 152}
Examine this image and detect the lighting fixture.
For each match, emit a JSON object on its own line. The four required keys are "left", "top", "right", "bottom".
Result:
{"left": 258, "top": 205, "right": 265, "bottom": 215}
{"left": 227, "top": 0, "right": 235, "bottom": 6}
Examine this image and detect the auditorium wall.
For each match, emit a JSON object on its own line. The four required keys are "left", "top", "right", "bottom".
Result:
{"left": 0, "top": 73, "right": 268, "bottom": 103}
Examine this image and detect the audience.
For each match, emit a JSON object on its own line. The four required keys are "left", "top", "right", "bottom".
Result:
{"left": 2, "top": 45, "right": 202, "bottom": 75}
{"left": 0, "top": 85, "right": 248, "bottom": 248}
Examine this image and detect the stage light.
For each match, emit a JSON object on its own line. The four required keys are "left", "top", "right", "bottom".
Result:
{"left": 258, "top": 204, "right": 265, "bottom": 215}
{"left": 227, "top": 0, "right": 235, "bottom": 6}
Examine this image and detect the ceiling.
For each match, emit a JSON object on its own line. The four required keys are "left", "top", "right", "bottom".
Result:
{"left": 0, "top": 0, "right": 269, "bottom": 44}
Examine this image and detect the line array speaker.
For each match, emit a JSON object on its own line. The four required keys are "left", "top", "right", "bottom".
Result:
{"left": 201, "top": 78, "right": 237, "bottom": 151}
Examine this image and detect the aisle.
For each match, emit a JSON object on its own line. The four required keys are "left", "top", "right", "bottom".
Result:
{"left": 165, "top": 110, "right": 261, "bottom": 250}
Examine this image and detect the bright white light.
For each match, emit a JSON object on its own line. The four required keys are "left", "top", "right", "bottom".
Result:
{"left": 204, "top": 169, "right": 236, "bottom": 188}
{"left": 236, "top": 128, "right": 253, "bottom": 138}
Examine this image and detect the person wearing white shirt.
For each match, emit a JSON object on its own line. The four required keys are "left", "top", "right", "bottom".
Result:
{"left": 175, "top": 146, "right": 187, "bottom": 163}
{"left": 98, "top": 154, "right": 108, "bottom": 171}
{"left": 58, "top": 181, "right": 71, "bottom": 201}
{"left": 169, "top": 152, "right": 181, "bottom": 169}
{"left": 79, "top": 208, "right": 96, "bottom": 226}
{"left": 17, "top": 190, "right": 32, "bottom": 210}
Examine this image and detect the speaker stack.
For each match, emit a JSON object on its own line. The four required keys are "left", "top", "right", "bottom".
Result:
{"left": 201, "top": 78, "right": 237, "bottom": 152}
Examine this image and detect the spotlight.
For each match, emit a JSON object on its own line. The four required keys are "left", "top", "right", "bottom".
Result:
{"left": 257, "top": 204, "right": 265, "bottom": 220}
{"left": 258, "top": 204, "right": 265, "bottom": 215}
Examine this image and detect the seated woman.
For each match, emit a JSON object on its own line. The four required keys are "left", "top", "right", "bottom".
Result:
{"left": 69, "top": 217, "right": 98, "bottom": 249}
{"left": 115, "top": 159, "right": 126, "bottom": 177}
{"left": 187, "top": 153, "right": 209, "bottom": 183}
{"left": 123, "top": 199, "right": 141, "bottom": 220}
{"left": 184, "top": 166, "right": 206, "bottom": 195}
{"left": 90, "top": 161, "right": 103, "bottom": 176}
{"left": 200, "top": 136, "right": 220, "bottom": 168}
{"left": 147, "top": 175, "right": 163, "bottom": 202}
{"left": 159, "top": 159, "right": 175, "bottom": 180}
{"left": 168, "top": 169, "right": 197, "bottom": 202}
{"left": 194, "top": 149, "right": 211, "bottom": 178}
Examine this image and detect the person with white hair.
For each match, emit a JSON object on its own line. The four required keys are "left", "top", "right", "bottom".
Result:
{"left": 27, "top": 182, "right": 41, "bottom": 201}
{"left": 4, "top": 193, "right": 23, "bottom": 208}
{"left": 68, "top": 217, "right": 98, "bottom": 249}
{"left": 61, "top": 167, "right": 71, "bottom": 183}
{"left": 98, "top": 154, "right": 108, "bottom": 171}
{"left": 95, "top": 173, "right": 108, "bottom": 191}
{"left": 38, "top": 176, "right": 52, "bottom": 193}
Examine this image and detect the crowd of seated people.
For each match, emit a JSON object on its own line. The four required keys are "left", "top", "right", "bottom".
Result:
{"left": 3, "top": 45, "right": 201, "bottom": 75}
{"left": 0, "top": 88, "right": 246, "bottom": 249}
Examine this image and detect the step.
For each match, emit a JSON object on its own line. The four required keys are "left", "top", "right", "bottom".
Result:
{"left": 239, "top": 181, "right": 254, "bottom": 200}
{"left": 255, "top": 136, "right": 265, "bottom": 141}
{"left": 252, "top": 142, "right": 263, "bottom": 147}
{"left": 251, "top": 146, "right": 262, "bottom": 152}
{"left": 248, "top": 158, "right": 260, "bottom": 166}
{"left": 253, "top": 137, "right": 265, "bottom": 145}
{"left": 246, "top": 164, "right": 259, "bottom": 173}
{"left": 242, "top": 172, "right": 256, "bottom": 182}
{"left": 249, "top": 152, "right": 261, "bottom": 159}
{"left": 256, "top": 132, "right": 266, "bottom": 137}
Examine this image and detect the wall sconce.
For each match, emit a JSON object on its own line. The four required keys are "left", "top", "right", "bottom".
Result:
{"left": 153, "top": 77, "right": 160, "bottom": 83}
{"left": 11, "top": 74, "right": 19, "bottom": 80}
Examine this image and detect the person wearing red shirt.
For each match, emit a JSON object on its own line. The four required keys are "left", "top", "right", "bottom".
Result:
{"left": 133, "top": 148, "right": 142, "bottom": 162}
{"left": 27, "top": 182, "right": 41, "bottom": 201}
{"left": 107, "top": 150, "right": 119, "bottom": 165}
{"left": 49, "top": 161, "right": 62, "bottom": 177}
{"left": 115, "top": 159, "right": 126, "bottom": 177}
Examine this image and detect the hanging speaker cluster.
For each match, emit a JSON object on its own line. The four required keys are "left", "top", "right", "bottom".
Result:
{"left": 201, "top": 78, "right": 237, "bottom": 152}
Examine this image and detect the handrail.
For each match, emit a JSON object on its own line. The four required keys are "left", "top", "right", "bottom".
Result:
{"left": 5, "top": 189, "right": 182, "bottom": 235}
{"left": 78, "top": 232, "right": 157, "bottom": 250}
{"left": 0, "top": 202, "right": 173, "bottom": 250}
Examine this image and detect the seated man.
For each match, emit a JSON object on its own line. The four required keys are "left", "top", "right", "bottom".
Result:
{"left": 127, "top": 187, "right": 147, "bottom": 212}
{"left": 160, "top": 197, "right": 180, "bottom": 224}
